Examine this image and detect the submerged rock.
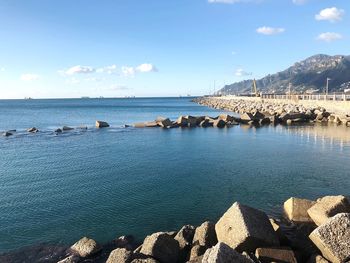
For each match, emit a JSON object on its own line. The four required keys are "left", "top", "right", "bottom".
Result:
{"left": 3, "top": 131, "right": 13, "bottom": 137}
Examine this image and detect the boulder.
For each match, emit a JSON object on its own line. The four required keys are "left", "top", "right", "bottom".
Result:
{"left": 157, "top": 118, "right": 172, "bottom": 128}
{"left": 95, "top": 121, "right": 109, "bottom": 128}
{"left": 309, "top": 213, "right": 350, "bottom": 263}
{"left": 192, "top": 221, "right": 217, "bottom": 248}
{"left": 62, "top": 126, "right": 74, "bottom": 131}
{"left": 189, "top": 245, "right": 207, "bottom": 260}
{"left": 174, "top": 225, "right": 195, "bottom": 262}
{"left": 175, "top": 225, "right": 195, "bottom": 249}
{"left": 240, "top": 113, "right": 254, "bottom": 122}
{"left": 202, "top": 242, "right": 253, "bottom": 263}
{"left": 55, "top": 128, "right": 62, "bottom": 133}
{"left": 215, "top": 202, "right": 279, "bottom": 252}
{"left": 3, "top": 131, "right": 13, "bottom": 137}
{"left": 70, "top": 237, "right": 101, "bottom": 257}
{"left": 140, "top": 232, "right": 179, "bottom": 263}
{"left": 259, "top": 117, "right": 270, "bottom": 125}
{"left": 307, "top": 195, "right": 350, "bottom": 226}
{"left": 27, "top": 127, "right": 39, "bottom": 133}
{"left": 255, "top": 247, "right": 297, "bottom": 263}
{"left": 218, "top": 114, "right": 235, "bottom": 122}
{"left": 199, "top": 119, "right": 212, "bottom": 128}
{"left": 186, "top": 116, "right": 198, "bottom": 127}
{"left": 213, "top": 119, "right": 226, "bottom": 128}
{"left": 284, "top": 197, "right": 316, "bottom": 223}
{"left": 307, "top": 254, "right": 330, "bottom": 263}
{"left": 106, "top": 248, "right": 132, "bottom": 263}
{"left": 57, "top": 255, "right": 80, "bottom": 263}
{"left": 177, "top": 116, "right": 188, "bottom": 127}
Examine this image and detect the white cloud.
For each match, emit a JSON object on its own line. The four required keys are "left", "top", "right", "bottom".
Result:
{"left": 256, "top": 26, "right": 285, "bottom": 35}
{"left": 0, "top": 67, "right": 5, "bottom": 72}
{"left": 136, "top": 63, "right": 158, "bottom": 73}
{"left": 21, "top": 73, "right": 39, "bottom": 81}
{"left": 62, "top": 65, "right": 95, "bottom": 75}
{"left": 235, "top": 68, "right": 252, "bottom": 77}
{"left": 97, "top": 64, "right": 118, "bottom": 74}
{"left": 121, "top": 66, "right": 136, "bottom": 77}
{"left": 317, "top": 32, "right": 343, "bottom": 42}
{"left": 315, "top": 7, "right": 345, "bottom": 22}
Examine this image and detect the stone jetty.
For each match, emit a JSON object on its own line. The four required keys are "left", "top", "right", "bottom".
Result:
{"left": 53, "top": 195, "right": 350, "bottom": 263}
{"left": 193, "top": 97, "right": 350, "bottom": 126}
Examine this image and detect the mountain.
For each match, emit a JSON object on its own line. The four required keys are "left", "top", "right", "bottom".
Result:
{"left": 219, "top": 54, "right": 350, "bottom": 95}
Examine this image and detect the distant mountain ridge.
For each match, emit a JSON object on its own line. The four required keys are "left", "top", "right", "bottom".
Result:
{"left": 219, "top": 54, "right": 350, "bottom": 95}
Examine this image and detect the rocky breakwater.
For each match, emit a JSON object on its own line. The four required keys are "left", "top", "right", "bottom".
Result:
{"left": 54, "top": 195, "right": 350, "bottom": 263}
{"left": 193, "top": 97, "right": 350, "bottom": 127}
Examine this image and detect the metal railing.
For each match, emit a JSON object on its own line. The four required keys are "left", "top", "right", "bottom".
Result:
{"left": 260, "top": 94, "right": 350, "bottom": 102}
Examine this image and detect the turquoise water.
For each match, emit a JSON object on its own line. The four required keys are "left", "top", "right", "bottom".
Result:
{"left": 1, "top": 98, "right": 350, "bottom": 253}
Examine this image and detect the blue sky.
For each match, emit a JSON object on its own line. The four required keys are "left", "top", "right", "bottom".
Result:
{"left": 0, "top": 0, "right": 349, "bottom": 98}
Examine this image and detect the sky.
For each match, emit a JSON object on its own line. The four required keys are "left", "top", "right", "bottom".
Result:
{"left": 0, "top": 0, "right": 349, "bottom": 99}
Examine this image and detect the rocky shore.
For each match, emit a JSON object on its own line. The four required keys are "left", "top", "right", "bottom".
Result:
{"left": 2, "top": 196, "right": 348, "bottom": 263}
{"left": 193, "top": 97, "right": 350, "bottom": 127}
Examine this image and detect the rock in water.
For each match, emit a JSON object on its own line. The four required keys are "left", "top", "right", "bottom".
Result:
{"left": 95, "top": 120, "right": 110, "bottom": 128}
{"left": 202, "top": 242, "right": 253, "bottom": 263}
{"left": 213, "top": 119, "right": 226, "bottom": 128}
{"left": 55, "top": 128, "right": 62, "bottom": 133}
{"left": 307, "top": 195, "right": 350, "bottom": 226}
{"left": 27, "top": 127, "right": 39, "bottom": 133}
{"left": 70, "top": 237, "right": 101, "bottom": 257}
{"left": 106, "top": 248, "right": 132, "bottom": 263}
{"left": 284, "top": 197, "right": 315, "bottom": 223}
{"left": 57, "top": 255, "right": 80, "bottom": 263}
{"left": 140, "top": 232, "right": 179, "bottom": 263}
{"left": 215, "top": 202, "right": 279, "bottom": 252}
{"left": 62, "top": 126, "right": 74, "bottom": 131}
{"left": 255, "top": 247, "right": 298, "bottom": 263}
{"left": 309, "top": 213, "right": 350, "bottom": 263}
{"left": 177, "top": 116, "right": 188, "bottom": 127}
{"left": 3, "top": 131, "right": 13, "bottom": 137}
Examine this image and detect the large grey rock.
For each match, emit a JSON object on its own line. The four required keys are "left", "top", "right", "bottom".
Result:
{"left": 215, "top": 202, "right": 279, "bottom": 252}
{"left": 175, "top": 225, "right": 195, "bottom": 249}
{"left": 70, "top": 237, "right": 101, "bottom": 257}
{"left": 192, "top": 221, "right": 217, "bottom": 248}
{"left": 3, "top": 131, "right": 13, "bottom": 137}
{"left": 255, "top": 247, "right": 297, "bottom": 263}
{"left": 106, "top": 248, "right": 132, "bottom": 263}
{"left": 140, "top": 232, "right": 179, "bottom": 263}
{"left": 177, "top": 116, "right": 188, "bottom": 127}
{"left": 307, "top": 195, "right": 350, "bottom": 226}
{"left": 175, "top": 225, "right": 195, "bottom": 262}
{"left": 284, "top": 197, "right": 315, "bottom": 223}
{"left": 157, "top": 118, "right": 172, "bottom": 128}
{"left": 213, "top": 119, "right": 226, "bottom": 128}
{"left": 189, "top": 245, "right": 207, "bottom": 260}
{"left": 95, "top": 120, "right": 109, "bottom": 128}
{"left": 186, "top": 116, "right": 198, "bottom": 127}
{"left": 309, "top": 213, "right": 350, "bottom": 263}
{"left": 202, "top": 242, "right": 253, "bottom": 263}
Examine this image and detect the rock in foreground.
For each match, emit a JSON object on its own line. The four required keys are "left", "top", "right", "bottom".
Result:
{"left": 202, "top": 242, "right": 253, "bottom": 263}
{"left": 140, "top": 232, "right": 179, "bottom": 263}
{"left": 215, "top": 202, "right": 279, "bottom": 252}
{"left": 309, "top": 213, "right": 350, "bottom": 263}
{"left": 284, "top": 197, "right": 315, "bottom": 223}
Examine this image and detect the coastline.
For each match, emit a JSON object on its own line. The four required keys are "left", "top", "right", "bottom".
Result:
{"left": 1, "top": 196, "right": 349, "bottom": 263}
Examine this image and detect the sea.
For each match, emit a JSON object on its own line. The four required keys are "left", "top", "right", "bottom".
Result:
{"left": 0, "top": 97, "right": 350, "bottom": 255}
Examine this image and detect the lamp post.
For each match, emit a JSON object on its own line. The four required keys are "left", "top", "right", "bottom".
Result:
{"left": 326, "top": 78, "right": 331, "bottom": 96}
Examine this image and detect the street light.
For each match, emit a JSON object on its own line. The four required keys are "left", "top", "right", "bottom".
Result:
{"left": 326, "top": 78, "right": 331, "bottom": 96}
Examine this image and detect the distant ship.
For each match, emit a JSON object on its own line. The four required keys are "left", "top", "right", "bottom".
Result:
{"left": 24, "top": 97, "right": 33, "bottom": 100}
